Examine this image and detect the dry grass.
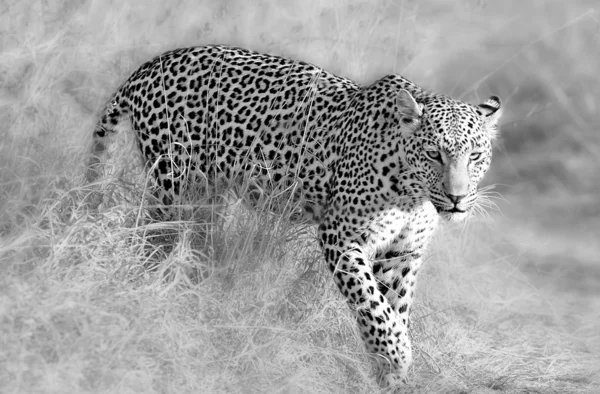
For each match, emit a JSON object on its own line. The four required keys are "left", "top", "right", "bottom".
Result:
{"left": 1, "top": 0, "right": 599, "bottom": 393}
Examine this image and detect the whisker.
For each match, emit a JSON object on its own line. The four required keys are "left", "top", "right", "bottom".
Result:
{"left": 478, "top": 184, "right": 508, "bottom": 203}
{"left": 477, "top": 193, "right": 504, "bottom": 212}
{"left": 471, "top": 200, "right": 492, "bottom": 222}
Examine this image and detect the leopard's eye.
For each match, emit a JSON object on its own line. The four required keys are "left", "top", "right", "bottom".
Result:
{"left": 425, "top": 150, "right": 442, "bottom": 162}
{"left": 402, "top": 117, "right": 416, "bottom": 125}
{"left": 470, "top": 152, "right": 483, "bottom": 162}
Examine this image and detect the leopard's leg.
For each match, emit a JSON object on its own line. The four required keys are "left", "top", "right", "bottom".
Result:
{"left": 150, "top": 154, "right": 184, "bottom": 220}
{"left": 372, "top": 244, "right": 426, "bottom": 386}
{"left": 318, "top": 221, "right": 411, "bottom": 385}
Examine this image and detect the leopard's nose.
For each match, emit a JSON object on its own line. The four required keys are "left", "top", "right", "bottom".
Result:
{"left": 444, "top": 192, "right": 466, "bottom": 205}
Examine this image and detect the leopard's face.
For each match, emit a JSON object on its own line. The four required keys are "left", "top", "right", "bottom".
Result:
{"left": 402, "top": 95, "right": 502, "bottom": 221}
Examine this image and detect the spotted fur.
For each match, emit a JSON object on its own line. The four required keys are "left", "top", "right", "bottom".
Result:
{"left": 89, "top": 45, "right": 502, "bottom": 386}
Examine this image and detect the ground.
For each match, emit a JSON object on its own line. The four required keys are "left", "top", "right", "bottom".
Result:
{"left": 1, "top": 1, "right": 599, "bottom": 393}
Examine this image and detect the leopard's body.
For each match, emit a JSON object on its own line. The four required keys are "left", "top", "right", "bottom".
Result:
{"left": 89, "top": 45, "right": 502, "bottom": 385}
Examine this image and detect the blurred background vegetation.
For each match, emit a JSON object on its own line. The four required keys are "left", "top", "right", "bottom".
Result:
{"left": 1, "top": 0, "right": 599, "bottom": 392}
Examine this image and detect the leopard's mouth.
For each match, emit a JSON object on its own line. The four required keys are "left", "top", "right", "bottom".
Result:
{"left": 440, "top": 207, "right": 466, "bottom": 214}
{"left": 431, "top": 200, "right": 470, "bottom": 221}
{"left": 432, "top": 201, "right": 466, "bottom": 214}
{"left": 435, "top": 205, "right": 470, "bottom": 222}
{"left": 430, "top": 192, "right": 472, "bottom": 216}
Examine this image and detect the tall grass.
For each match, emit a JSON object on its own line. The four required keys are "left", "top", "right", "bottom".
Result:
{"left": 1, "top": 0, "right": 599, "bottom": 393}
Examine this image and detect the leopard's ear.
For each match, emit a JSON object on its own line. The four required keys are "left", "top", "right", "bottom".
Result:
{"left": 478, "top": 96, "right": 502, "bottom": 138}
{"left": 395, "top": 89, "right": 423, "bottom": 133}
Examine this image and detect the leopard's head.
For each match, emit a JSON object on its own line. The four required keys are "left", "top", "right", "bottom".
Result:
{"left": 396, "top": 89, "right": 502, "bottom": 221}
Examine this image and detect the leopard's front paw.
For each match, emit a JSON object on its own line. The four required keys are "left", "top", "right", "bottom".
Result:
{"left": 376, "top": 364, "right": 409, "bottom": 389}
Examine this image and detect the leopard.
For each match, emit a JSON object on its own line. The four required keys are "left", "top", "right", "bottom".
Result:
{"left": 88, "top": 44, "right": 502, "bottom": 387}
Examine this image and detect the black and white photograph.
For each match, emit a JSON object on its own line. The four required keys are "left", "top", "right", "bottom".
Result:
{"left": 1, "top": 1, "right": 599, "bottom": 393}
